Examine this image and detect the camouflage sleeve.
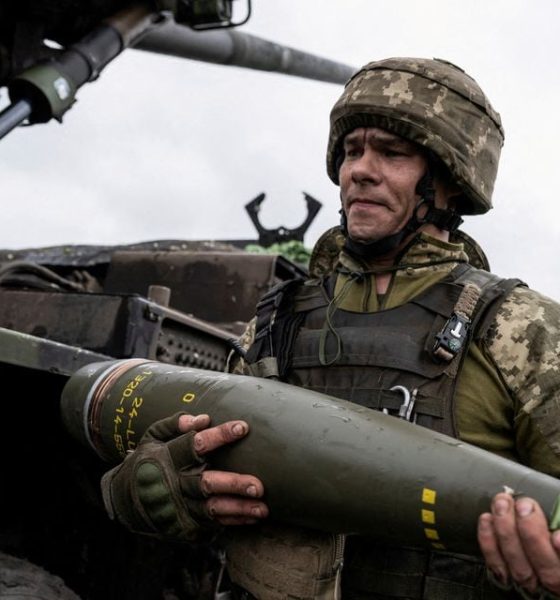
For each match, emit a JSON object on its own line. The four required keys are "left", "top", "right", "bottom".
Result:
{"left": 485, "top": 286, "right": 560, "bottom": 474}
{"left": 225, "top": 317, "right": 256, "bottom": 375}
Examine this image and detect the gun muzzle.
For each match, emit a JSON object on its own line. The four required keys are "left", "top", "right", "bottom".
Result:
{"left": 60, "top": 358, "right": 560, "bottom": 555}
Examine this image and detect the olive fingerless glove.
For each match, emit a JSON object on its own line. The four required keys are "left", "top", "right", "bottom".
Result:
{"left": 101, "top": 412, "right": 214, "bottom": 542}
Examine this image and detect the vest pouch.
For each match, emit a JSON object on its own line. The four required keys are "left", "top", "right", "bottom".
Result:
{"left": 342, "top": 538, "right": 514, "bottom": 600}
{"left": 224, "top": 524, "right": 342, "bottom": 600}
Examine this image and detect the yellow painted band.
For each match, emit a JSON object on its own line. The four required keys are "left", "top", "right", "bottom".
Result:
{"left": 422, "top": 488, "right": 436, "bottom": 504}
{"left": 424, "top": 528, "right": 440, "bottom": 541}
{"left": 422, "top": 509, "right": 435, "bottom": 524}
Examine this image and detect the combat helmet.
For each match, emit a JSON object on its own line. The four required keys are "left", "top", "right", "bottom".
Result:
{"left": 327, "top": 57, "right": 504, "bottom": 215}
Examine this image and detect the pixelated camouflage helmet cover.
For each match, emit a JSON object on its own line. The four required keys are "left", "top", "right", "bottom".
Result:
{"left": 327, "top": 57, "right": 504, "bottom": 215}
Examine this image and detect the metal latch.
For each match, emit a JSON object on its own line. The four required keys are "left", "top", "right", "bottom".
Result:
{"left": 383, "top": 385, "right": 417, "bottom": 422}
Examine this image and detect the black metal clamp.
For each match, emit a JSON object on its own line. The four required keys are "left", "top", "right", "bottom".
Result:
{"left": 244, "top": 192, "right": 322, "bottom": 247}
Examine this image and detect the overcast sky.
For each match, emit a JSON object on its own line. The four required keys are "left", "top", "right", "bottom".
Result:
{"left": 0, "top": 0, "right": 558, "bottom": 299}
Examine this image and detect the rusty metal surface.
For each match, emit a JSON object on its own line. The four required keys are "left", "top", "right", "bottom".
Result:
{"left": 103, "top": 250, "right": 284, "bottom": 324}
{"left": 0, "top": 239, "right": 241, "bottom": 268}
{"left": 0, "top": 290, "right": 130, "bottom": 352}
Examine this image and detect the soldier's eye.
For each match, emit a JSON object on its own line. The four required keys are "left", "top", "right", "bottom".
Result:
{"left": 344, "top": 148, "right": 361, "bottom": 158}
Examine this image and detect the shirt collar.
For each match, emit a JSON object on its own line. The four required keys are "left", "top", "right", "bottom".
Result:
{"left": 339, "top": 232, "right": 468, "bottom": 274}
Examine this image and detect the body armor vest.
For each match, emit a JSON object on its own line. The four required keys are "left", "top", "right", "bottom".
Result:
{"left": 288, "top": 274, "right": 471, "bottom": 436}
{"left": 234, "top": 264, "right": 523, "bottom": 600}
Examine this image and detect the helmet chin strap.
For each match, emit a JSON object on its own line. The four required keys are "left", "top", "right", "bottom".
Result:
{"left": 341, "top": 171, "right": 463, "bottom": 260}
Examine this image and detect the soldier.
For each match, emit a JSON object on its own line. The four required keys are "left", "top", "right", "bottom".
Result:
{"left": 101, "top": 58, "right": 560, "bottom": 599}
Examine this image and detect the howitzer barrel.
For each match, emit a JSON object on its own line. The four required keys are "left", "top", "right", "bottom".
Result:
{"left": 60, "top": 358, "right": 560, "bottom": 555}
{"left": 134, "top": 22, "right": 356, "bottom": 84}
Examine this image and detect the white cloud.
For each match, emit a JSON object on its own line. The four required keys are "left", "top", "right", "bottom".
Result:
{"left": 0, "top": 1, "right": 559, "bottom": 299}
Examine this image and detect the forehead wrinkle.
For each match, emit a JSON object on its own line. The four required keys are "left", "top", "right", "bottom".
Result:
{"left": 344, "top": 127, "right": 410, "bottom": 148}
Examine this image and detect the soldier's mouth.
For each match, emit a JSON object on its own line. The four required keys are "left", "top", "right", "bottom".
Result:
{"left": 348, "top": 198, "right": 388, "bottom": 210}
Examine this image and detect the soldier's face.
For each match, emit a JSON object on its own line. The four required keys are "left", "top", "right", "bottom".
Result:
{"left": 339, "top": 127, "right": 427, "bottom": 243}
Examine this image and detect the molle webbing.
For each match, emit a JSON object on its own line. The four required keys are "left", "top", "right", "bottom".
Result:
{"left": 245, "top": 278, "right": 305, "bottom": 379}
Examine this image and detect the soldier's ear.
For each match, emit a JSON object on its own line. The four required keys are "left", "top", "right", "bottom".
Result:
{"left": 432, "top": 175, "right": 461, "bottom": 210}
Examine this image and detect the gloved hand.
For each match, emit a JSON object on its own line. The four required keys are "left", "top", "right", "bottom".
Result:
{"left": 101, "top": 412, "right": 216, "bottom": 542}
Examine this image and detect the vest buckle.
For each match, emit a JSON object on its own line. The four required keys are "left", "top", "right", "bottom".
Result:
{"left": 432, "top": 313, "right": 470, "bottom": 362}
